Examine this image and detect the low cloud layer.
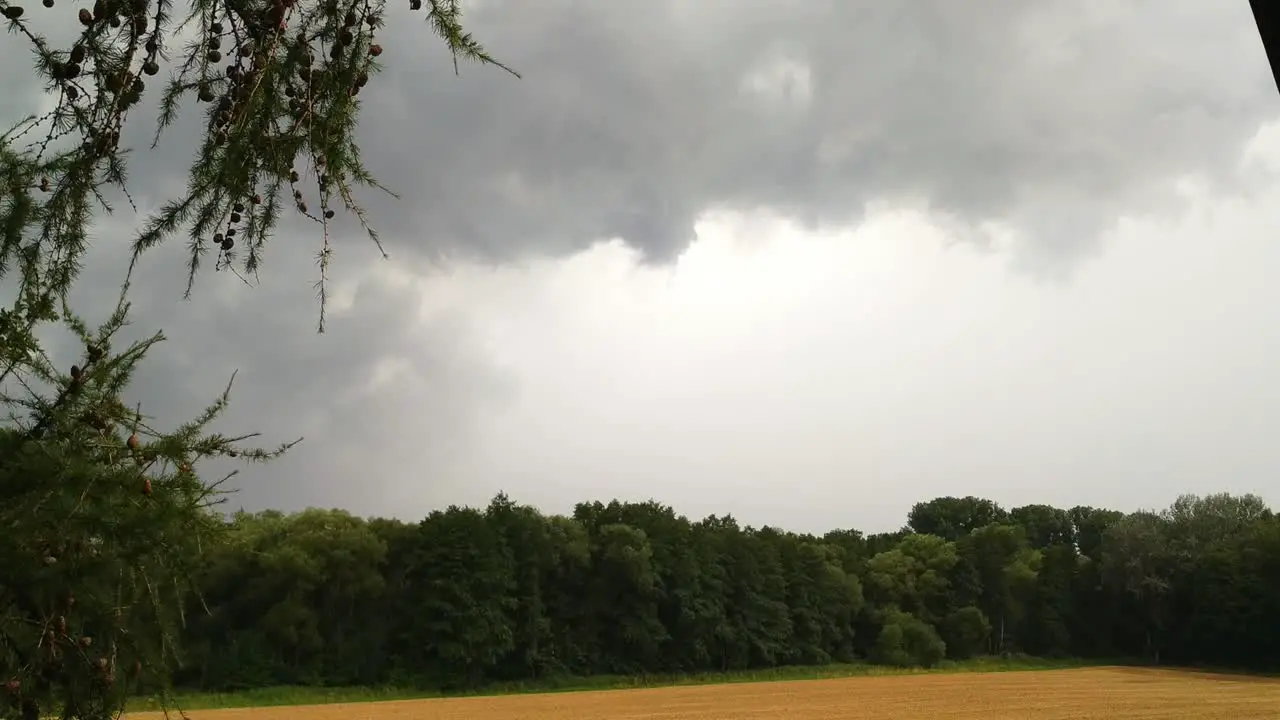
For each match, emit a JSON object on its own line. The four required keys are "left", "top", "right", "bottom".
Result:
{"left": 349, "top": 0, "right": 1277, "bottom": 270}
{"left": 12, "top": 0, "right": 1271, "bottom": 271}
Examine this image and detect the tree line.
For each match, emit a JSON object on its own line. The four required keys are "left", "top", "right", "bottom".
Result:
{"left": 171, "top": 491, "right": 1280, "bottom": 692}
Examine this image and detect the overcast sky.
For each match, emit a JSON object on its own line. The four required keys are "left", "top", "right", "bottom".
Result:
{"left": 12, "top": 0, "right": 1280, "bottom": 534}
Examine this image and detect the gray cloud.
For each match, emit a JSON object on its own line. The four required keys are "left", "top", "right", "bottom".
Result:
{"left": 12, "top": 0, "right": 1274, "bottom": 272}
{"left": 43, "top": 221, "right": 519, "bottom": 516}
{"left": 347, "top": 0, "right": 1278, "bottom": 269}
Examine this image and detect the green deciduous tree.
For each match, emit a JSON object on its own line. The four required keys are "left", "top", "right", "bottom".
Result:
{"left": 864, "top": 532, "right": 956, "bottom": 625}
{"left": 399, "top": 506, "right": 515, "bottom": 689}
{"left": 907, "top": 496, "right": 1008, "bottom": 542}
{"left": 941, "top": 606, "right": 990, "bottom": 660}
{"left": 1101, "top": 511, "right": 1173, "bottom": 663}
{"left": 874, "top": 609, "right": 945, "bottom": 668}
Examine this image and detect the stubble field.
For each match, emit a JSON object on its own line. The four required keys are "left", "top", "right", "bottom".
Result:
{"left": 128, "top": 667, "right": 1280, "bottom": 720}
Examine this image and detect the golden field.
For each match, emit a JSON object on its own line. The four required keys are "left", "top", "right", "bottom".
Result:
{"left": 127, "top": 667, "right": 1280, "bottom": 720}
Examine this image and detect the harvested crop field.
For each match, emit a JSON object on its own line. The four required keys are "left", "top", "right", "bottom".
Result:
{"left": 128, "top": 667, "right": 1280, "bottom": 720}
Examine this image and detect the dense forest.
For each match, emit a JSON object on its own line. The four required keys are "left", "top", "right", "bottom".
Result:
{"left": 166, "top": 491, "right": 1280, "bottom": 692}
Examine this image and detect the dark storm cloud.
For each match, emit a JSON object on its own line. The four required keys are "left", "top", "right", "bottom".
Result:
{"left": 344, "top": 0, "right": 1279, "bottom": 267}
{"left": 9, "top": 0, "right": 1274, "bottom": 270}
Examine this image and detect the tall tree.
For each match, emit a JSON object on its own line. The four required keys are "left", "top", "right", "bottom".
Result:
{"left": 908, "top": 496, "right": 1008, "bottom": 542}
{"left": 1101, "top": 512, "right": 1173, "bottom": 662}
{"left": 957, "top": 524, "right": 1038, "bottom": 654}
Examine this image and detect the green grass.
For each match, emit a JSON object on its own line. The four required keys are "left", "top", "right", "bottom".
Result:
{"left": 127, "top": 656, "right": 1100, "bottom": 712}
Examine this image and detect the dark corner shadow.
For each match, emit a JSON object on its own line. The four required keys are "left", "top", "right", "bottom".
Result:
{"left": 1250, "top": 0, "right": 1280, "bottom": 95}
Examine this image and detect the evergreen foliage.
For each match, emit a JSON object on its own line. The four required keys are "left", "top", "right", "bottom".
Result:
{"left": 0, "top": 0, "right": 513, "bottom": 717}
